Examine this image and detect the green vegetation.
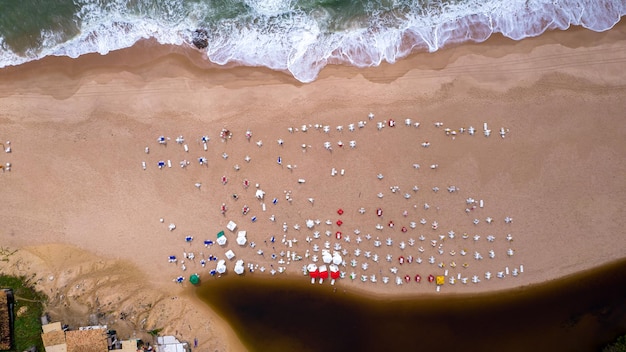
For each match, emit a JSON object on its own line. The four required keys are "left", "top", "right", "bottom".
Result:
{"left": 147, "top": 328, "right": 163, "bottom": 337}
{"left": 0, "top": 275, "right": 46, "bottom": 352}
{"left": 603, "top": 334, "right": 626, "bottom": 352}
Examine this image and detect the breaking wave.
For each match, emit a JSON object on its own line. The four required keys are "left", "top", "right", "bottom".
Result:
{"left": 0, "top": 0, "right": 624, "bottom": 82}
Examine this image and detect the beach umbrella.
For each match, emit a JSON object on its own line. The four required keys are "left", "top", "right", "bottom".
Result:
{"left": 306, "top": 219, "right": 315, "bottom": 229}
{"left": 415, "top": 274, "right": 421, "bottom": 283}
{"left": 428, "top": 274, "right": 435, "bottom": 283}
{"left": 336, "top": 219, "right": 343, "bottom": 226}
{"left": 308, "top": 264, "right": 319, "bottom": 284}
{"left": 216, "top": 260, "right": 227, "bottom": 274}
{"left": 318, "top": 265, "right": 328, "bottom": 284}
{"left": 329, "top": 264, "right": 340, "bottom": 285}
{"left": 189, "top": 273, "right": 200, "bottom": 285}
{"left": 216, "top": 231, "right": 227, "bottom": 246}
{"left": 234, "top": 260, "right": 245, "bottom": 275}
{"left": 337, "top": 209, "right": 344, "bottom": 215}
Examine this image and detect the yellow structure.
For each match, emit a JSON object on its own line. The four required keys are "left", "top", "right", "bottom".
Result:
{"left": 436, "top": 275, "right": 445, "bottom": 286}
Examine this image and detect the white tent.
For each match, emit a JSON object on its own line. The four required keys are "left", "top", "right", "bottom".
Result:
{"left": 226, "top": 221, "right": 237, "bottom": 232}
{"left": 322, "top": 250, "right": 333, "bottom": 264}
{"left": 236, "top": 231, "right": 247, "bottom": 246}
{"left": 234, "top": 259, "right": 245, "bottom": 275}
{"left": 216, "top": 260, "right": 226, "bottom": 274}
{"left": 225, "top": 250, "right": 235, "bottom": 260}
{"left": 332, "top": 252, "right": 343, "bottom": 265}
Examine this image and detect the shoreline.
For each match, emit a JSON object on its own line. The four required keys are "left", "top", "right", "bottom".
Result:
{"left": 1, "top": 21, "right": 626, "bottom": 351}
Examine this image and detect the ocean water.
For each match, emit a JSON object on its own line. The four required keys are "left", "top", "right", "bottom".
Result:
{"left": 0, "top": 0, "right": 624, "bottom": 82}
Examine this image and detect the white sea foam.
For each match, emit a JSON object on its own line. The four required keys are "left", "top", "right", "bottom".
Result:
{"left": 0, "top": 0, "right": 624, "bottom": 82}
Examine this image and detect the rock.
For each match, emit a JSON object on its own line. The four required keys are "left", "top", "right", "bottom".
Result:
{"left": 192, "top": 29, "right": 209, "bottom": 49}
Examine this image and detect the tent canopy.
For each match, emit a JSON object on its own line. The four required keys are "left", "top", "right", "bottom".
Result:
{"left": 189, "top": 274, "right": 200, "bottom": 285}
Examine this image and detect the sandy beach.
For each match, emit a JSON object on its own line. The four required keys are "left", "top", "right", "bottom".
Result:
{"left": 1, "top": 20, "right": 626, "bottom": 351}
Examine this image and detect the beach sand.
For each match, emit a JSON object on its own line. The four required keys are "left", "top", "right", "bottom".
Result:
{"left": 1, "top": 21, "right": 625, "bottom": 351}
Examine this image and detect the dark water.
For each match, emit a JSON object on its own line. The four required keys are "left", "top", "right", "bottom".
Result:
{"left": 196, "top": 258, "right": 626, "bottom": 352}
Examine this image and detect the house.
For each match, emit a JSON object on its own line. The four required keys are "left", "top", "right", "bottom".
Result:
{"left": 41, "top": 323, "right": 108, "bottom": 352}
{"left": 41, "top": 322, "right": 67, "bottom": 352}
{"left": 156, "top": 336, "right": 189, "bottom": 352}
{"left": 0, "top": 289, "right": 15, "bottom": 351}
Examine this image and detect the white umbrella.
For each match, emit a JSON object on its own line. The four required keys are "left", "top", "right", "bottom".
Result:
{"left": 234, "top": 260, "right": 245, "bottom": 275}
{"left": 216, "top": 260, "right": 226, "bottom": 274}
{"left": 225, "top": 250, "right": 235, "bottom": 260}
{"left": 306, "top": 219, "right": 315, "bottom": 229}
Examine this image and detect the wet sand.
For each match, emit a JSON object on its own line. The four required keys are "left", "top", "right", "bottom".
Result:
{"left": 0, "top": 21, "right": 625, "bottom": 351}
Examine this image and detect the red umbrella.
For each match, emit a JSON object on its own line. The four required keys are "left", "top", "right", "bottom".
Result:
{"left": 401, "top": 226, "right": 408, "bottom": 233}
{"left": 388, "top": 119, "right": 396, "bottom": 127}
{"left": 428, "top": 274, "right": 435, "bottom": 283}
{"left": 319, "top": 265, "right": 329, "bottom": 284}
{"left": 309, "top": 269, "right": 320, "bottom": 284}
{"left": 377, "top": 208, "right": 383, "bottom": 217}
{"left": 330, "top": 265, "right": 341, "bottom": 285}
{"left": 337, "top": 209, "right": 344, "bottom": 215}
{"left": 336, "top": 219, "right": 343, "bottom": 226}
{"left": 388, "top": 221, "right": 394, "bottom": 228}
{"left": 415, "top": 274, "right": 421, "bottom": 283}
{"left": 399, "top": 256, "right": 404, "bottom": 265}
{"left": 404, "top": 275, "right": 411, "bottom": 283}
{"left": 335, "top": 231, "right": 342, "bottom": 240}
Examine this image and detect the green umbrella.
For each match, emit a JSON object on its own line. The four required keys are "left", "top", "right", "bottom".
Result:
{"left": 189, "top": 273, "right": 200, "bottom": 285}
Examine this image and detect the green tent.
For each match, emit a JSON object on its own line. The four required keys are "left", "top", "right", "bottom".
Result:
{"left": 189, "top": 273, "right": 200, "bottom": 285}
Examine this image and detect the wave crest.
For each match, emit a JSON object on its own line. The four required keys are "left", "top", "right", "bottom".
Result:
{"left": 0, "top": 0, "right": 624, "bottom": 82}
